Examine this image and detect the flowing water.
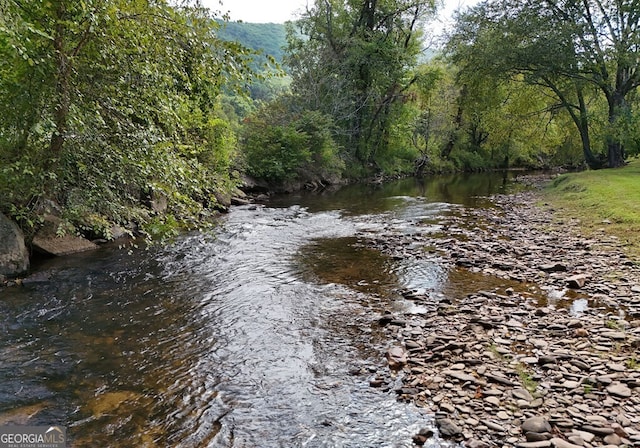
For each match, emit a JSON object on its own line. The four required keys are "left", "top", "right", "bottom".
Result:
{"left": 0, "top": 172, "right": 529, "bottom": 447}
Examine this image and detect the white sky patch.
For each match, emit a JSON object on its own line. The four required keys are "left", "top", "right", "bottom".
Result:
{"left": 201, "top": 0, "right": 480, "bottom": 27}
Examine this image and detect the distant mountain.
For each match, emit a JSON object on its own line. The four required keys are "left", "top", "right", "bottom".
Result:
{"left": 216, "top": 21, "right": 288, "bottom": 64}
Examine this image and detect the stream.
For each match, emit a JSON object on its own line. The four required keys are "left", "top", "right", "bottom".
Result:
{"left": 0, "top": 172, "right": 527, "bottom": 447}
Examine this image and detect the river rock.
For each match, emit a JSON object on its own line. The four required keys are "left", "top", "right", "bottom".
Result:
{"left": 525, "top": 431, "right": 552, "bottom": 442}
{"left": 549, "top": 438, "right": 583, "bottom": 448}
{"left": 32, "top": 215, "right": 98, "bottom": 256}
{"left": 513, "top": 388, "right": 534, "bottom": 401}
{"left": 386, "top": 346, "right": 407, "bottom": 369}
{"left": 539, "top": 263, "right": 567, "bottom": 272}
{"left": 368, "top": 175, "right": 640, "bottom": 448}
{"left": 436, "top": 417, "right": 463, "bottom": 439}
{"left": 444, "top": 370, "right": 477, "bottom": 383}
{"left": 517, "top": 442, "right": 551, "bottom": 448}
{"left": 606, "top": 382, "right": 632, "bottom": 398}
{"left": 566, "top": 274, "right": 589, "bottom": 289}
{"left": 0, "top": 212, "right": 29, "bottom": 276}
{"left": 522, "top": 417, "right": 552, "bottom": 434}
{"left": 412, "top": 428, "right": 434, "bottom": 445}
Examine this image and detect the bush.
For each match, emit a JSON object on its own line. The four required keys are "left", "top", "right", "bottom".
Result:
{"left": 242, "top": 99, "right": 344, "bottom": 184}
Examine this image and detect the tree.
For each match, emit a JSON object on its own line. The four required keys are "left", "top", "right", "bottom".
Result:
{"left": 285, "top": 0, "right": 436, "bottom": 171}
{"left": 448, "top": 0, "right": 640, "bottom": 168}
{"left": 0, "top": 0, "right": 257, "bottom": 237}
{"left": 242, "top": 96, "right": 344, "bottom": 185}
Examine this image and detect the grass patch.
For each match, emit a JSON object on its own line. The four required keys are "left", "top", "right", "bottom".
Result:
{"left": 605, "top": 319, "right": 622, "bottom": 330}
{"left": 544, "top": 158, "right": 640, "bottom": 257}
{"left": 516, "top": 364, "right": 538, "bottom": 394}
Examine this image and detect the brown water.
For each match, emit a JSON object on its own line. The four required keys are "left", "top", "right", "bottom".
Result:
{"left": 0, "top": 172, "right": 531, "bottom": 447}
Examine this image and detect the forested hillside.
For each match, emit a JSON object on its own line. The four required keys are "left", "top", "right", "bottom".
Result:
{"left": 217, "top": 21, "right": 287, "bottom": 64}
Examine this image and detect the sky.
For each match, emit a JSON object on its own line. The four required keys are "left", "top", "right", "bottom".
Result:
{"left": 202, "top": 0, "right": 480, "bottom": 32}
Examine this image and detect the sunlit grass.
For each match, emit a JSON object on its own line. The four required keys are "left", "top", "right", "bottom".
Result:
{"left": 543, "top": 158, "right": 640, "bottom": 258}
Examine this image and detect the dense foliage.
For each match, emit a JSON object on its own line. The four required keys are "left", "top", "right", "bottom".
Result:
{"left": 242, "top": 96, "right": 344, "bottom": 185}
{"left": 447, "top": 0, "right": 640, "bottom": 169}
{"left": 0, "top": 0, "right": 257, "bottom": 239}
{"left": 284, "top": 0, "right": 437, "bottom": 174}
{"left": 240, "top": 0, "right": 624, "bottom": 183}
{"left": 4, "top": 0, "right": 640, "bottom": 246}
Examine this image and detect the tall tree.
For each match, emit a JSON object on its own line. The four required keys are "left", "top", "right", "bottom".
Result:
{"left": 285, "top": 0, "right": 436, "bottom": 169}
{"left": 448, "top": 0, "right": 640, "bottom": 168}
{"left": 0, "top": 0, "right": 256, "bottom": 236}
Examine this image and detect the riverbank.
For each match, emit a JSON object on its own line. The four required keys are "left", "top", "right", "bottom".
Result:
{"left": 368, "top": 174, "right": 640, "bottom": 447}
{"left": 543, "top": 160, "right": 640, "bottom": 258}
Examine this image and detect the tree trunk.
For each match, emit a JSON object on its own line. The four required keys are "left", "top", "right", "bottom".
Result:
{"left": 49, "top": 2, "right": 71, "bottom": 154}
{"left": 577, "top": 88, "right": 602, "bottom": 170}
{"left": 441, "top": 84, "right": 466, "bottom": 159}
{"left": 606, "top": 92, "right": 627, "bottom": 168}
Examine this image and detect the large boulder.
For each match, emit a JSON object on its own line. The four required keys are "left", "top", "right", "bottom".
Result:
{"left": 0, "top": 213, "right": 29, "bottom": 277}
{"left": 32, "top": 215, "right": 98, "bottom": 256}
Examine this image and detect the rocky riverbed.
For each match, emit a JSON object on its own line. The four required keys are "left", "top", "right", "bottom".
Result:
{"left": 364, "top": 177, "right": 640, "bottom": 447}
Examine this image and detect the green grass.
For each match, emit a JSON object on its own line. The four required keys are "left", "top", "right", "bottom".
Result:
{"left": 516, "top": 364, "right": 538, "bottom": 394}
{"left": 544, "top": 158, "right": 640, "bottom": 257}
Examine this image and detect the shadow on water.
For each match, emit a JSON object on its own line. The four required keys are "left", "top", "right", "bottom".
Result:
{"left": 0, "top": 171, "right": 538, "bottom": 447}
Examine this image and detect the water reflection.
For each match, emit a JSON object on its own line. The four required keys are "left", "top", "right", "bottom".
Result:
{"left": 268, "top": 171, "right": 528, "bottom": 215}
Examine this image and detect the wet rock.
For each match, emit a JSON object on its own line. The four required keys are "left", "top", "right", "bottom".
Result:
{"left": 0, "top": 212, "right": 29, "bottom": 276}
{"left": 87, "top": 390, "right": 142, "bottom": 417}
{"left": 385, "top": 346, "right": 407, "bottom": 369}
{"left": 412, "top": 427, "right": 434, "bottom": 445}
{"left": 435, "top": 418, "right": 462, "bottom": 439}
{"left": 0, "top": 403, "right": 47, "bottom": 425}
{"left": 32, "top": 215, "right": 98, "bottom": 256}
